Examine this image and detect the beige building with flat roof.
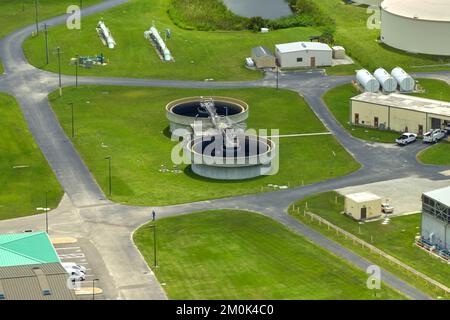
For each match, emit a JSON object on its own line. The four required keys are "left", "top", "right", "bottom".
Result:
{"left": 350, "top": 92, "right": 450, "bottom": 135}
{"left": 344, "top": 192, "right": 382, "bottom": 221}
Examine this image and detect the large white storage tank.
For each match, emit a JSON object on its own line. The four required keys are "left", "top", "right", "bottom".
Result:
{"left": 374, "top": 68, "right": 397, "bottom": 93}
{"left": 356, "top": 69, "right": 380, "bottom": 93}
{"left": 381, "top": 0, "right": 450, "bottom": 56}
{"left": 391, "top": 67, "right": 415, "bottom": 92}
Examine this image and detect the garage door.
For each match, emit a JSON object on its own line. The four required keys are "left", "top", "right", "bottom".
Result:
{"left": 431, "top": 118, "right": 442, "bottom": 129}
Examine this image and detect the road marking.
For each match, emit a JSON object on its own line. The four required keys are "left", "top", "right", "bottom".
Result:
{"left": 55, "top": 246, "right": 81, "bottom": 251}
{"left": 59, "top": 253, "right": 85, "bottom": 259}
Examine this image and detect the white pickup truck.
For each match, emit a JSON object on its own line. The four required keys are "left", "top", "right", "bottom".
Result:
{"left": 423, "top": 129, "right": 446, "bottom": 143}
{"left": 396, "top": 133, "right": 417, "bottom": 146}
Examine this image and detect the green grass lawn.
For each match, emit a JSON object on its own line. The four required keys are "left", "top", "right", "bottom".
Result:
{"left": 418, "top": 142, "right": 450, "bottom": 166}
{"left": 0, "top": 0, "right": 104, "bottom": 40}
{"left": 49, "top": 86, "right": 360, "bottom": 206}
{"left": 134, "top": 210, "right": 405, "bottom": 299}
{"left": 23, "top": 0, "right": 320, "bottom": 81}
{"left": 290, "top": 192, "right": 450, "bottom": 298}
{"left": 22, "top": 0, "right": 450, "bottom": 80}
{"left": 323, "top": 79, "right": 450, "bottom": 143}
{"left": 0, "top": 93, "right": 63, "bottom": 220}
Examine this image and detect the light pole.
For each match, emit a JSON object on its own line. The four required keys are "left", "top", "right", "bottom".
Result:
{"left": 34, "top": 0, "right": 39, "bottom": 34}
{"left": 45, "top": 191, "right": 49, "bottom": 233}
{"left": 43, "top": 23, "right": 49, "bottom": 64}
{"left": 149, "top": 225, "right": 157, "bottom": 268}
{"left": 105, "top": 156, "right": 112, "bottom": 196}
{"left": 67, "top": 102, "right": 74, "bottom": 138}
{"left": 92, "top": 278, "right": 99, "bottom": 300}
{"left": 53, "top": 47, "right": 63, "bottom": 96}
{"left": 75, "top": 54, "right": 79, "bottom": 87}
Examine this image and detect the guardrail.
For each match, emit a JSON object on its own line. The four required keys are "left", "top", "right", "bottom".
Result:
{"left": 290, "top": 204, "right": 450, "bottom": 295}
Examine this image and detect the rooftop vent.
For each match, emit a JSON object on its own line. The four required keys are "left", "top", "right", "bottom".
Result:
{"left": 32, "top": 267, "right": 52, "bottom": 296}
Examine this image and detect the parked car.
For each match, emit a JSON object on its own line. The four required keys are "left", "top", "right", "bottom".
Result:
{"left": 381, "top": 203, "right": 394, "bottom": 214}
{"left": 423, "top": 129, "right": 446, "bottom": 143}
{"left": 68, "top": 271, "right": 85, "bottom": 282}
{"left": 62, "top": 262, "right": 87, "bottom": 275}
{"left": 396, "top": 133, "right": 417, "bottom": 145}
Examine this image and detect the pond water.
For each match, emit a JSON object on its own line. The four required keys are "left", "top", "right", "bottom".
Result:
{"left": 222, "top": 0, "right": 293, "bottom": 20}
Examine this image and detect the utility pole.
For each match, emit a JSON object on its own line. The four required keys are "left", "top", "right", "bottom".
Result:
{"left": 43, "top": 23, "right": 49, "bottom": 65}
{"left": 34, "top": 0, "right": 39, "bottom": 34}
{"left": 105, "top": 156, "right": 112, "bottom": 196}
{"left": 67, "top": 103, "right": 74, "bottom": 138}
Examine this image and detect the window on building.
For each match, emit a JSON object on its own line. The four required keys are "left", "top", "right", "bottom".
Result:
{"left": 297, "top": 57, "right": 303, "bottom": 62}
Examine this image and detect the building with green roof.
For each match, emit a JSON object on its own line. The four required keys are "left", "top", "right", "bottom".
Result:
{"left": 0, "top": 232, "right": 60, "bottom": 267}
{"left": 0, "top": 232, "right": 76, "bottom": 300}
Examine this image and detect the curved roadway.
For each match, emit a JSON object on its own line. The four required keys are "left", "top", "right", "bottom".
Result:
{"left": 1, "top": 0, "right": 450, "bottom": 300}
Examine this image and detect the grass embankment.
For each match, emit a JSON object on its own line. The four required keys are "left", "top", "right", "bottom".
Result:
{"left": 134, "top": 210, "right": 405, "bottom": 299}
{"left": 49, "top": 86, "right": 360, "bottom": 206}
{"left": 324, "top": 79, "right": 450, "bottom": 143}
{"left": 290, "top": 192, "right": 450, "bottom": 299}
{"left": 0, "top": 93, "right": 63, "bottom": 220}
{"left": 168, "top": 0, "right": 333, "bottom": 32}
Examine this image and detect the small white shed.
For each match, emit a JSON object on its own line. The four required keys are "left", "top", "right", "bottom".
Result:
{"left": 332, "top": 46, "right": 346, "bottom": 59}
{"left": 344, "top": 192, "right": 382, "bottom": 221}
{"left": 275, "top": 42, "right": 332, "bottom": 68}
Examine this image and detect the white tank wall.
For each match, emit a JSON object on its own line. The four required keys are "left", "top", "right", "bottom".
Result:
{"left": 381, "top": 9, "right": 450, "bottom": 56}
{"left": 374, "top": 68, "right": 397, "bottom": 92}
{"left": 353, "top": 0, "right": 382, "bottom": 6}
{"left": 356, "top": 69, "right": 380, "bottom": 93}
{"left": 391, "top": 67, "right": 415, "bottom": 92}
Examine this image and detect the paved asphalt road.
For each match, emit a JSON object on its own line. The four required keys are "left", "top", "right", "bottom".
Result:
{"left": 1, "top": 0, "right": 450, "bottom": 300}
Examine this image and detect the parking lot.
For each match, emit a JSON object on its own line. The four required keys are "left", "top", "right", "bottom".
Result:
{"left": 53, "top": 238, "right": 111, "bottom": 300}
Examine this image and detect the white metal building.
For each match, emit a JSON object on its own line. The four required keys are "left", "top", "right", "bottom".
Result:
{"left": 344, "top": 192, "right": 382, "bottom": 221}
{"left": 350, "top": 93, "right": 450, "bottom": 134}
{"left": 421, "top": 186, "right": 450, "bottom": 253}
{"left": 380, "top": 0, "right": 450, "bottom": 56}
{"left": 275, "top": 42, "right": 332, "bottom": 68}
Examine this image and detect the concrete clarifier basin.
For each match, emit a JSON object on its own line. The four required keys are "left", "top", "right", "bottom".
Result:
{"left": 185, "top": 134, "right": 277, "bottom": 180}
{"left": 166, "top": 96, "right": 249, "bottom": 136}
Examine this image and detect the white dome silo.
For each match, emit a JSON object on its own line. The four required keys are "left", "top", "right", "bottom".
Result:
{"left": 374, "top": 68, "right": 397, "bottom": 93}
{"left": 356, "top": 69, "right": 380, "bottom": 93}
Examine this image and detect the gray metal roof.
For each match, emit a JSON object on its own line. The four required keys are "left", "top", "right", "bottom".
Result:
{"left": 0, "top": 263, "right": 77, "bottom": 300}
{"left": 251, "top": 46, "right": 274, "bottom": 58}
{"left": 351, "top": 92, "right": 450, "bottom": 118}
{"left": 423, "top": 186, "right": 450, "bottom": 208}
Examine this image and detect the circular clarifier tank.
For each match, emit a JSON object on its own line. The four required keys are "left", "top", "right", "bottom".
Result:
{"left": 166, "top": 96, "right": 249, "bottom": 136}
{"left": 185, "top": 134, "right": 277, "bottom": 180}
